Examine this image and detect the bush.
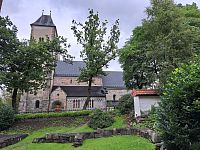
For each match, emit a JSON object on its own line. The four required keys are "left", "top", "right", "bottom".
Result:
{"left": 88, "top": 109, "right": 114, "bottom": 129}
{"left": 134, "top": 106, "right": 157, "bottom": 130}
{"left": 0, "top": 104, "right": 15, "bottom": 131}
{"left": 157, "top": 57, "right": 200, "bottom": 150}
{"left": 16, "top": 110, "right": 92, "bottom": 120}
{"left": 117, "top": 94, "right": 133, "bottom": 114}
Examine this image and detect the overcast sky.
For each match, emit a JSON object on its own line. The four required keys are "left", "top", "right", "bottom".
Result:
{"left": 1, "top": 0, "right": 200, "bottom": 71}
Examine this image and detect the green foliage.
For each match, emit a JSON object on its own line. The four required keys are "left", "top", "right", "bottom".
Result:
{"left": 88, "top": 109, "right": 114, "bottom": 129}
{"left": 157, "top": 55, "right": 200, "bottom": 150}
{"left": 119, "top": 1, "right": 200, "bottom": 89}
{"left": 107, "top": 116, "right": 126, "bottom": 129}
{"left": 0, "top": 103, "right": 15, "bottom": 131}
{"left": 71, "top": 9, "right": 120, "bottom": 109}
{"left": 16, "top": 110, "right": 92, "bottom": 120}
{"left": 133, "top": 106, "right": 157, "bottom": 130}
{"left": 117, "top": 94, "right": 133, "bottom": 114}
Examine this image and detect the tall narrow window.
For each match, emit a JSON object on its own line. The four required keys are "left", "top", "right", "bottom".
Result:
{"left": 35, "top": 100, "right": 40, "bottom": 108}
{"left": 113, "top": 94, "right": 116, "bottom": 101}
{"left": 88, "top": 100, "right": 94, "bottom": 108}
{"left": 78, "top": 100, "right": 80, "bottom": 108}
{"left": 73, "top": 100, "right": 75, "bottom": 108}
{"left": 73, "top": 100, "right": 80, "bottom": 108}
{"left": 92, "top": 99, "right": 94, "bottom": 108}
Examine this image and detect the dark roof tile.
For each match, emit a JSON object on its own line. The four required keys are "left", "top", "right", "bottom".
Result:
{"left": 55, "top": 61, "right": 85, "bottom": 77}
{"left": 102, "top": 71, "right": 125, "bottom": 88}
{"left": 31, "top": 15, "right": 55, "bottom": 27}
{"left": 53, "top": 86, "right": 105, "bottom": 97}
{"left": 54, "top": 61, "right": 126, "bottom": 88}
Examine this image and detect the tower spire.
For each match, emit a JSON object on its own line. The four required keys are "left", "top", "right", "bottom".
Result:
{"left": 50, "top": 9, "right": 51, "bottom": 16}
{"left": 42, "top": 10, "right": 44, "bottom": 15}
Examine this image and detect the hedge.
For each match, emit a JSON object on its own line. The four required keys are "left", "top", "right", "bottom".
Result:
{"left": 16, "top": 110, "right": 92, "bottom": 120}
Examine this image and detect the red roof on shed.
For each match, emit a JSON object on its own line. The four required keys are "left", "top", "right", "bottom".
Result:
{"left": 132, "top": 89, "right": 159, "bottom": 96}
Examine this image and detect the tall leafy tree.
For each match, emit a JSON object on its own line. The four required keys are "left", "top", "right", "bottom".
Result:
{"left": 157, "top": 55, "right": 200, "bottom": 149}
{"left": 71, "top": 9, "right": 120, "bottom": 109}
{"left": 119, "top": 26, "right": 155, "bottom": 89}
{"left": 0, "top": 16, "right": 72, "bottom": 112}
{"left": 119, "top": 0, "right": 200, "bottom": 89}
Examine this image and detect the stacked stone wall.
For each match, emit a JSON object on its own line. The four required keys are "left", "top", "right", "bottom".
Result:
{"left": 33, "top": 128, "right": 161, "bottom": 149}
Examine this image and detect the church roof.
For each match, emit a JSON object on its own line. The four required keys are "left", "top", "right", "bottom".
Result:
{"left": 52, "top": 86, "right": 106, "bottom": 97}
{"left": 55, "top": 61, "right": 126, "bottom": 88}
{"left": 102, "top": 71, "right": 125, "bottom": 88}
{"left": 55, "top": 61, "right": 85, "bottom": 77}
{"left": 31, "top": 15, "right": 56, "bottom": 27}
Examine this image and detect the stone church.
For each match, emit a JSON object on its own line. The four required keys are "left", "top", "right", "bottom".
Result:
{"left": 18, "top": 13, "right": 129, "bottom": 112}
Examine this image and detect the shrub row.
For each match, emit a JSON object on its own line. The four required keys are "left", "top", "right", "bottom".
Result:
{"left": 16, "top": 110, "right": 92, "bottom": 120}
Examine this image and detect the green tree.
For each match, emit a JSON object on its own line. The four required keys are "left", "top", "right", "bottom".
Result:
{"left": 117, "top": 94, "right": 133, "bottom": 114}
{"left": 157, "top": 55, "right": 200, "bottom": 150}
{"left": 71, "top": 9, "right": 120, "bottom": 109}
{"left": 0, "top": 16, "right": 72, "bottom": 112}
{"left": 119, "top": 26, "right": 155, "bottom": 89}
{"left": 119, "top": 0, "right": 200, "bottom": 89}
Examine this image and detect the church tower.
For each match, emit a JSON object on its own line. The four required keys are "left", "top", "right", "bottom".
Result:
{"left": 30, "top": 11, "right": 57, "bottom": 41}
{"left": 18, "top": 12, "right": 58, "bottom": 113}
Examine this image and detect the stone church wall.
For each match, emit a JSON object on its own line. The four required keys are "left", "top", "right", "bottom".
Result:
{"left": 31, "top": 26, "right": 56, "bottom": 41}
{"left": 67, "top": 97, "right": 106, "bottom": 110}
{"left": 49, "top": 87, "right": 67, "bottom": 110}
{"left": 106, "top": 89, "right": 130, "bottom": 101}
{"left": 53, "top": 77, "right": 102, "bottom": 86}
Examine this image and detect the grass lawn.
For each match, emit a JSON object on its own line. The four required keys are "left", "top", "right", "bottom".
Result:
{"left": 2, "top": 116, "right": 155, "bottom": 150}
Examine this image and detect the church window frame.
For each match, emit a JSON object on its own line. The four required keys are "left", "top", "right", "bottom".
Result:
{"left": 73, "top": 99, "right": 80, "bottom": 109}
{"left": 35, "top": 100, "right": 40, "bottom": 108}
{"left": 88, "top": 99, "right": 94, "bottom": 108}
{"left": 113, "top": 94, "right": 116, "bottom": 101}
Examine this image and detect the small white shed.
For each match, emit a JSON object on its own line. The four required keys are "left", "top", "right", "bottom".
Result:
{"left": 132, "top": 89, "right": 160, "bottom": 118}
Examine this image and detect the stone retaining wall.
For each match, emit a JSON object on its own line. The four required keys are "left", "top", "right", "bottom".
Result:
{"left": 0, "top": 134, "right": 28, "bottom": 148}
{"left": 33, "top": 128, "right": 162, "bottom": 149}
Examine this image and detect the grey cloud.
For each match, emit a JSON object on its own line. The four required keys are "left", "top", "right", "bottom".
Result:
{"left": 1, "top": 0, "right": 200, "bottom": 71}
{"left": 1, "top": 0, "right": 23, "bottom": 15}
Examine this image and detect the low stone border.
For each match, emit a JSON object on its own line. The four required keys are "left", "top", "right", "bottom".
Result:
{"left": 33, "top": 128, "right": 162, "bottom": 149}
{"left": 0, "top": 134, "right": 28, "bottom": 148}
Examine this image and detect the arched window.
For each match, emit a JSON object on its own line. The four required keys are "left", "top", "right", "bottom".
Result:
{"left": 113, "top": 94, "right": 116, "bottom": 101}
{"left": 35, "top": 100, "right": 40, "bottom": 108}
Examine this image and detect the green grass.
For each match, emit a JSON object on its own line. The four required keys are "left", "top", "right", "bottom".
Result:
{"left": 77, "top": 135, "right": 155, "bottom": 150}
{"left": 107, "top": 116, "right": 125, "bottom": 129}
{"left": 2, "top": 116, "right": 155, "bottom": 150}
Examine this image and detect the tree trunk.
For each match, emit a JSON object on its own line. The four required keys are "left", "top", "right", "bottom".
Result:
{"left": 47, "top": 91, "right": 51, "bottom": 113}
{"left": 83, "top": 77, "right": 92, "bottom": 110}
{"left": 12, "top": 88, "right": 18, "bottom": 113}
